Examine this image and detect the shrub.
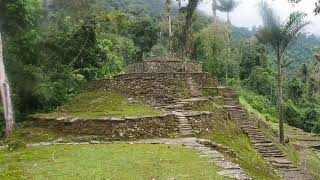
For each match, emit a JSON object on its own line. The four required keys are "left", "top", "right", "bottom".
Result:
{"left": 284, "top": 100, "right": 304, "bottom": 128}
{"left": 6, "top": 139, "right": 27, "bottom": 151}
{"left": 243, "top": 67, "right": 277, "bottom": 103}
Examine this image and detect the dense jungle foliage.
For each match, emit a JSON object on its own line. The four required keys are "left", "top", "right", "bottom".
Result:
{"left": 0, "top": 0, "right": 319, "bottom": 136}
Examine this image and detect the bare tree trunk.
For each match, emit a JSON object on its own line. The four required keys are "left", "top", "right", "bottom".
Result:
{"left": 0, "top": 33, "right": 14, "bottom": 137}
{"left": 277, "top": 53, "right": 285, "bottom": 143}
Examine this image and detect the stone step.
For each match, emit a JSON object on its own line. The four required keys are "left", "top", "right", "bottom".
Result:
{"left": 259, "top": 150, "right": 284, "bottom": 154}
{"left": 179, "top": 127, "right": 192, "bottom": 130}
{"left": 267, "top": 158, "right": 292, "bottom": 164}
{"left": 271, "top": 162, "right": 296, "bottom": 169}
{"left": 180, "top": 133, "right": 194, "bottom": 137}
{"left": 177, "top": 116, "right": 188, "bottom": 119}
{"left": 254, "top": 143, "right": 275, "bottom": 148}
{"left": 260, "top": 151, "right": 284, "bottom": 155}
{"left": 254, "top": 146, "right": 282, "bottom": 153}
{"left": 250, "top": 137, "right": 269, "bottom": 141}
{"left": 224, "top": 102, "right": 238, "bottom": 104}
{"left": 251, "top": 140, "right": 272, "bottom": 144}
{"left": 243, "top": 131, "right": 262, "bottom": 135}
{"left": 249, "top": 134, "right": 266, "bottom": 138}
{"left": 262, "top": 154, "right": 285, "bottom": 158}
{"left": 179, "top": 123, "right": 191, "bottom": 126}
{"left": 240, "top": 125, "right": 258, "bottom": 129}
{"left": 231, "top": 114, "right": 245, "bottom": 117}
{"left": 222, "top": 94, "right": 238, "bottom": 98}
{"left": 179, "top": 126, "right": 192, "bottom": 129}
{"left": 178, "top": 119, "right": 189, "bottom": 122}
{"left": 179, "top": 121, "right": 189, "bottom": 125}
{"left": 232, "top": 116, "right": 246, "bottom": 119}
{"left": 251, "top": 137, "right": 270, "bottom": 141}
{"left": 180, "top": 132, "right": 193, "bottom": 136}
{"left": 251, "top": 137, "right": 272, "bottom": 141}
{"left": 229, "top": 109, "right": 244, "bottom": 112}
{"left": 262, "top": 153, "right": 284, "bottom": 156}
{"left": 223, "top": 105, "right": 241, "bottom": 109}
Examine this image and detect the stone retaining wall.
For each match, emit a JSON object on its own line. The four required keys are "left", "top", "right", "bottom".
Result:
{"left": 186, "top": 112, "right": 214, "bottom": 135}
{"left": 32, "top": 115, "right": 179, "bottom": 140}
{"left": 127, "top": 61, "right": 202, "bottom": 73}
{"left": 88, "top": 73, "right": 217, "bottom": 101}
{"left": 32, "top": 112, "right": 215, "bottom": 139}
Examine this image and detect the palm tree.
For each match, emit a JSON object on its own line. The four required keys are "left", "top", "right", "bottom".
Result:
{"left": 177, "top": 0, "right": 182, "bottom": 8}
{"left": 0, "top": 33, "right": 15, "bottom": 137}
{"left": 256, "top": 1, "right": 309, "bottom": 143}
{"left": 217, "top": 0, "right": 239, "bottom": 79}
{"left": 217, "top": 0, "right": 239, "bottom": 25}
{"left": 166, "top": 0, "right": 174, "bottom": 55}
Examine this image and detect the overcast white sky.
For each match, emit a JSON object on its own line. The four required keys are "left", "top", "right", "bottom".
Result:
{"left": 195, "top": 0, "right": 320, "bottom": 35}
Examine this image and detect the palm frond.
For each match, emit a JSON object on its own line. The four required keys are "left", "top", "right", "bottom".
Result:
{"left": 257, "top": 1, "right": 282, "bottom": 53}
{"left": 217, "top": 0, "right": 239, "bottom": 13}
{"left": 279, "top": 12, "right": 310, "bottom": 55}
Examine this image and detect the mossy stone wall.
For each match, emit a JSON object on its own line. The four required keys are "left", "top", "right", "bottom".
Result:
{"left": 32, "top": 115, "right": 179, "bottom": 140}
{"left": 89, "top": 73, "right": 217, "bottom": 102}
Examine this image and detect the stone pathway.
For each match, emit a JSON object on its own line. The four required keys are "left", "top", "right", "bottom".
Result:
{"left": 173, "top": 111, "right": 194, "bottom": 137}
{"left": 220, "top": 87, "right": 314, "bottom": 180}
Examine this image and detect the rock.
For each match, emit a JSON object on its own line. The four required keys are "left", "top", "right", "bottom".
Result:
{"left": 90, "top": 140, "right": 100, "bottom": 144}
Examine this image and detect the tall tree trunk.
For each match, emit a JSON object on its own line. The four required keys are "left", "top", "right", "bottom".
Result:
{"left": 212, "top": 0, "right": 217, "bottom": 22}
{"left": 43, "top": 0, "right": 49, "bottom": 18}
{"left": 225, "top": 30, "right": 231, "bottom": 79}
{"left": 166, "top": 0, "right": 173, "bottom": 56}
{"left": 182, "top": 0, "right": 199, "bottom": 65}
{"left": 225, "top": 13, "right": 231, "bottom": 79}
{"left": 0, "top": 33, "right": 14, "bottom": 137}
{"left": 277, "top": 53, "right": 285, "bottom": 143}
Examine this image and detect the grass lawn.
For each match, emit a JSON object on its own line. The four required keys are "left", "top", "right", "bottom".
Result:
{"left": 33, "top": 91, "right": 161, "bottom": 119}
{"left": 0, "top": 144, "right": 229, "bottom": 180}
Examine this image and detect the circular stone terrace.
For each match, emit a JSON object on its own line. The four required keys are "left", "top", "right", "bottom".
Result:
{"left": 31, "top": 57, "right": 220, "bottom": 141}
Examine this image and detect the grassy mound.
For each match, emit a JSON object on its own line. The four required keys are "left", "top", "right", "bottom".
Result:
{"left": 0, "top": 144, "right": 229, "bottom": 180}
{"left": 33, "top": 91, "right": 161, "bottom": 119}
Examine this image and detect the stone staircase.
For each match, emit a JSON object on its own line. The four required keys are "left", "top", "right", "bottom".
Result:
{"left": 187, "top": 77, "right": 202, "bottom": 97}
{"left": 221, "top": 87, "right": 313, "bottom": 180}
{"left": 160, "top": 78, "right": 206, "bottom": 138}
{"left": 173, "top": 111, "right": 194, "bottom": 137}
